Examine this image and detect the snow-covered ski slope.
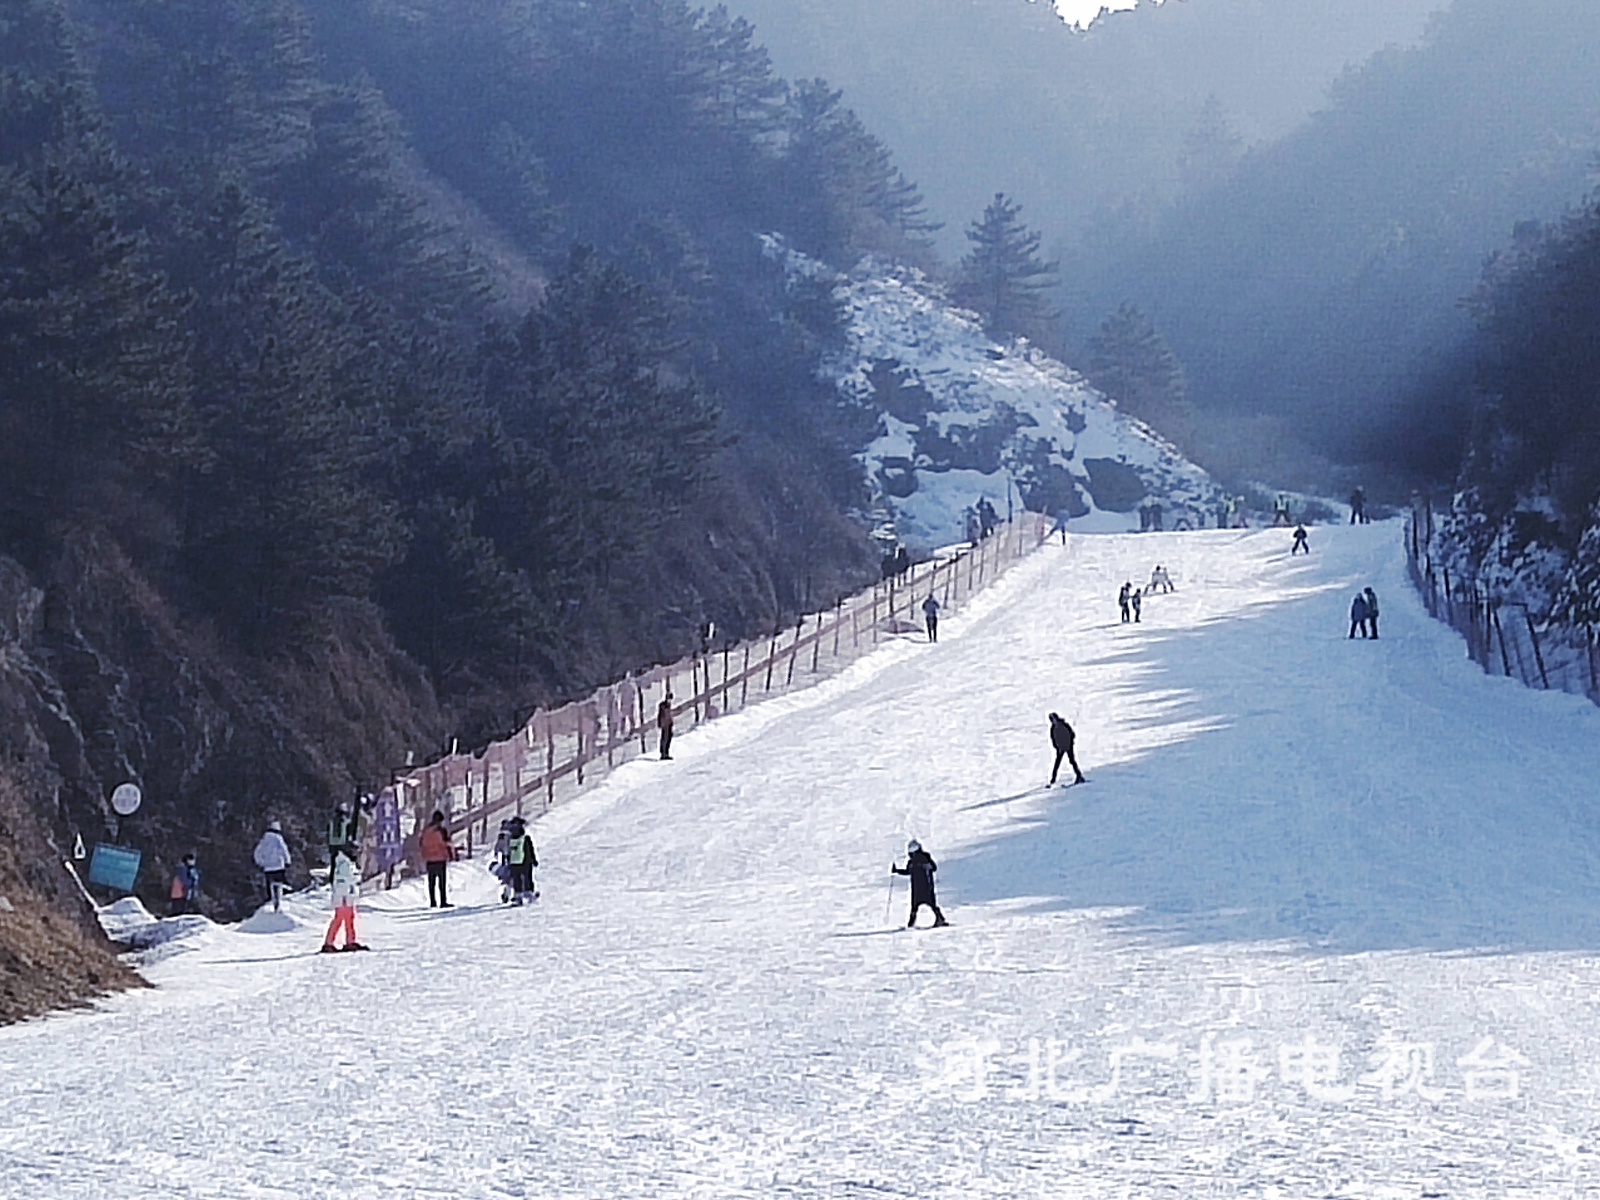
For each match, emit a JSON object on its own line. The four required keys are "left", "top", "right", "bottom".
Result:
{"left": 8, "top": 523, "right": 1600, "bottom": 1199}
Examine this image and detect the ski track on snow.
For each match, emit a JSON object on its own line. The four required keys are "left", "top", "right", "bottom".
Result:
{"left": 5, "top": 524, "right": 1600, "bottom": 1198}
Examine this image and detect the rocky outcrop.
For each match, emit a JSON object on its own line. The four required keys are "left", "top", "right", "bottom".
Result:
{"left": 0, "top": 535, "right": 447, "bottom": 934}
{"left": 765, "top": 241, "right": 1225, "bottom": 547}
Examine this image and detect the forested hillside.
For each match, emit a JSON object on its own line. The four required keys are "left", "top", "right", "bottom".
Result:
{"left": 1429, "top": 194, "right": 1600, "bottom": 628}
{"left": 0, "top": 0, "right": 933, "bottom": 937}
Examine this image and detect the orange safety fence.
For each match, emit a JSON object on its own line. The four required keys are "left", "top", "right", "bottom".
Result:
{"left": 363, "top": 514, "right": 1052, "bottom": 883}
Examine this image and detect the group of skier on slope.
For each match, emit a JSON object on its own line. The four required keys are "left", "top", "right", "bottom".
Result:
{"left": 237, "top": 794, "right": 543, "bottom": 954}
{"left": 235, "top": 499, "right": 1385, "bottom": 942}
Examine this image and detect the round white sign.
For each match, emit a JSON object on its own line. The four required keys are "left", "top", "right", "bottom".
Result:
{"left": 110, "top": 782, "right": 142, "bottom": 816}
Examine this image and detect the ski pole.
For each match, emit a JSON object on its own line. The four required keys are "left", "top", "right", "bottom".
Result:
{"left": 884, "top": 868, "right": 896, "bottom": 922}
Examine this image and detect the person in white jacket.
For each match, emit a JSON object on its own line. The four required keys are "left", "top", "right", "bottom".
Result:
{"left": 322, "top": 849, "right": 366, "bottom": 953}
{"left": 253, "top": 820, "right": 292, "bottom": 912}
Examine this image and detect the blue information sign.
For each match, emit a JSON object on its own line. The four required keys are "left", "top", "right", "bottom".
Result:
{"left": 372, "top": 787, "right": 404, "bottom": 873}
{"left": 87, "top": 844, "right": 142, "bottom": 892}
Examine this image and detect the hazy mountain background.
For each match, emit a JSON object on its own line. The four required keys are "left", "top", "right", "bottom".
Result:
{"left": 719, "top": 0, "right": 1448, "bottom": 256}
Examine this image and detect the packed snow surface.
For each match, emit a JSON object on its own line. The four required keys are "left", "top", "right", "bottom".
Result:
{"left": 7, "top": 524, "right": 1600, "bottom": 1198}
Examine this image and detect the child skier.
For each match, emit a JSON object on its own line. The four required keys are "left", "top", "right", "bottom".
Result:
{"left": 506, "top": 816, "right": 539, "bottom": 905}
{"left": 322, "top": 848, "right": 366, "bottom": 952}
{"left": 492, "top": 820, "right": 514, "bottom": 903}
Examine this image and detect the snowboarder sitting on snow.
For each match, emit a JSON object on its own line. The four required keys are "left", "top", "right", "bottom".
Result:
{"left": 253, "top": 820, "right": 292, "bottom": 912}
{"left": 169, "top": 853, "right": 200, "bottom": 916}
{"left": 1349, "top": 593, "right": 1370, "bottom": 639}
{"left": 1291, "top": 524, "right": 1310, "bottom": 555}
{"left": 1048, "top": 712, "right": 1086, "bottom": 786}
{"left": 1118, "top": 582, "right": 1133, "bottom": 623}
{"left": 506, "top": 816, "right": 538, "bottom": 905}
{"left": 922, "top": 593, "right": 941, "bottom": 643}
{"left": 1363, "top": 587, "right": 1380, "bottom": 639}
{"left": 322, "top": 845, "right": 365, "bottom": 952}
{"left": 419, "top": 810, "right": 456, "bottom": 909}
{"left": 892, "top": 840, "right": 947, "bottom": 928}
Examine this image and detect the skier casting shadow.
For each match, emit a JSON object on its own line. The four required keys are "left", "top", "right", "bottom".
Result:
{"left": 1048, "top": 712, "right": 1086, "bottom": 785}
{"left": 892, "top": 840, "right": 948, "bottom": 928}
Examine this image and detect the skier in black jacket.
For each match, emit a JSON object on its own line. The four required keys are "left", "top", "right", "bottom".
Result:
{"left": 1049, "top": 712, "right": 1086, "bottom": 785}
{"left": 892, "top": 840, "right": 947, "bottom": 928}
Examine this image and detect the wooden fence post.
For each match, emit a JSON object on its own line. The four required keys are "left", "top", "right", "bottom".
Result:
{"left": 692, "top": 658, "right": 703, "bottom": 723}
{"left": 545, "top": 721, "right": 555, "bottom": 811}
{"left": 637, "top": 687, "right": 648, "bottom": 753}
{"left": 833, "top": 599, "right": 843, "bottom": 658}
{"left": 1523, "top": 608, "right": 1550, "bottom": 689}
{"left": 1493, "top": 608, "right": 1512, "bottom": 677}
{"left": 871, "top": 587, "right": 880, "bottom": 644}
{"left": 765, "top": 631, "right": 778, "bottom": 691}
{"left": 576, "top": 719, "right": 586, "bottom": 786}
{"left": 1589, "top": 627, "right": 1598, "bottom": 697}
{"left": 741, "top": 645, "right": 751, "bottom": 707}
{"left": 787, "top": 617, "right": 804, "bottom": 685}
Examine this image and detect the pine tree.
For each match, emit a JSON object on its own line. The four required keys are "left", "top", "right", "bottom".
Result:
{"left": 1177, "top": 93, "right": 1243, "bottom": 193}
{"left": 172, "top": 179, "right": 404, "bottom": 648}
{"left": 1085, "top": 302, "right": 1194, "bottom": 446}
{"left": 780, "top": 78, "right": 937, "bottom": 265}
{"left": 953, "top": 192, "right": 1057, "bottom": 342}
{"left": 0, "top": 70, "right": 199, "bottom": 557}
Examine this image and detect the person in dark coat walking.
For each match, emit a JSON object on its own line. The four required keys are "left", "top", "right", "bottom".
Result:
{"left": 1118, "top": 582, "right": 1132, "bottom": 623}
{"left": 922, "top": 593, "right": 941, "bottom": 642}
{"left": 892, "top": 840, "right": 947, "bottom": 928}
{"left": 1363, "top": 587, "right": 1380, "bottom": 639}
{"left": 1291, "top": 524, "right": 1310, "bottom": 555}
{"left": 1349, "top": 593, "right": 1370, "bottom": 639}
{"left": 1048, "top": 712, "right": 1086, "bottom": 785}
{"left": 657, "top": 694, "right": 675, "bottom": 760}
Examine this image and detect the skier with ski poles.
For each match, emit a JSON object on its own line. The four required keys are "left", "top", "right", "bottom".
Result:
{"left": 891, "top": 840, "right": 948, "bottom": 928}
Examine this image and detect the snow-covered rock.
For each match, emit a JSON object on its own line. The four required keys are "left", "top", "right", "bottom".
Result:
{"left": 768, "top": 239, "right": 1225, "bottom": 547}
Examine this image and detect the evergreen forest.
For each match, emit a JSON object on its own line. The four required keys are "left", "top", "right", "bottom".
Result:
{"left": 0, "top": 0, "right": 934, "bottom": 917}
